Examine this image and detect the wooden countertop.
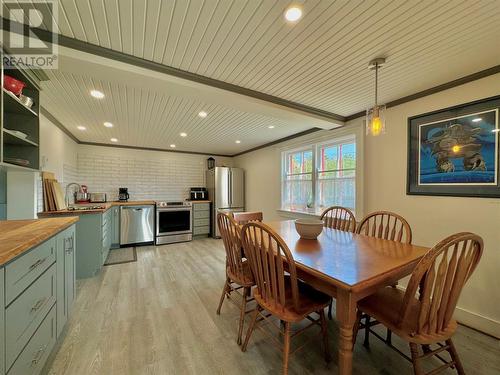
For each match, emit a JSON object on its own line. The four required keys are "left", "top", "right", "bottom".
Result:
{"left": 37, "top": 200, "right": 156, "bottom": 217}
{"left": 0, "top": 217, "right": 79, "bottom": 266}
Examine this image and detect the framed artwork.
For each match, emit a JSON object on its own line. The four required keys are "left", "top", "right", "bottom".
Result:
{"left": 407, "top": 95, "right": 500, "bottom": 197}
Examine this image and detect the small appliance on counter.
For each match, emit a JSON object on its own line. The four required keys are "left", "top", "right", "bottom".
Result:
{"left": 90, "top": 192, "right": 107, "bottom": 203}
{"left": 119, "top": 187, "right": 130, "bottom": 201}
{"left": 190, "top": 187, "right": 208, "bottom": 201}
{"left": 75, "top": 185, "right": 90, "bottom": 203}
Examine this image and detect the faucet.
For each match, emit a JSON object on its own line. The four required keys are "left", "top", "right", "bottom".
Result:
{"left": 65, "top": 183, "right": 81, "bottom": 207}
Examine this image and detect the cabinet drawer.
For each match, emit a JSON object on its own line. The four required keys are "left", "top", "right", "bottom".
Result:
{"left": 6, "top": 264, "right": 56, "bottom": 369}
{"left": 6, "top": 237, "right": 56, "bottom": 304}
{"left": 7, "top": 306, "right": 57, "bottom": 375}
{"left": 193, "top": 226, "right": 210, "bottom": 235}
{"left": 194, "top": 218, "right": 210, "bottom": 227}
{"left": 193, "top": 210, "right": 210, "bottom": 219}
{"left": 193, "top": 203, "right": 210, "bottom": 211}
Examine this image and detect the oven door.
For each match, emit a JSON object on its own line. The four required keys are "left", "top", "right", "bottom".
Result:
{"left": 156, "top": 207, "right": 192, "bottom": 236}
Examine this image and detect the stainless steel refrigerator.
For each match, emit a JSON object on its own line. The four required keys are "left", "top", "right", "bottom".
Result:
{"left": 206, "top": 167, "right": 244, "bottom": 237}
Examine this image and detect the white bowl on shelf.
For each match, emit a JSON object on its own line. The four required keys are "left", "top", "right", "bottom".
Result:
{"left": 294, "top": 219, "right": 324, "bottom": 239}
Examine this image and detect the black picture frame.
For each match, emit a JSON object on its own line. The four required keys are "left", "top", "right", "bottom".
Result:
{"left": 407, "top": 95, "right": 500, "bottom": 198}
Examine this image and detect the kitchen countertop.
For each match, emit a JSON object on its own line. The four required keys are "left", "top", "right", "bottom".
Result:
{"left": 38, "top": 200, "right": 156, "bottom": 217}
{"left": 188, "top": 200, "right": 211, "bottom": 203}
{"left": 0, "top": 217, "right": 79, "bottom": 266}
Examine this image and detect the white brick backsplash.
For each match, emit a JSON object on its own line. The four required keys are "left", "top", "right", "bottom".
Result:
{"left": 73, "top": 153, "right": 209, "bottom": 202}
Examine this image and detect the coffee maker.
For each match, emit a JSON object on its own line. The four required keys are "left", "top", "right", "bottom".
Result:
{"left": 118, "top": 187, "right": 129, "bottom": 201}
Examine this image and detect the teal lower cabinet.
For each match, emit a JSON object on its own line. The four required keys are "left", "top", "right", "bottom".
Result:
{"left": 7, "top": 307, "right": 57, "bottom": 375}
{"left": 0, "top": 268, "right": 4, "bottom": 375}
{"left": 192, "top": 202, "right": 211, "bottom": 238}
{"left": 111, "top": 206, "right": 120, "bottom": 249}
{"left": 74, "top": 213, "right": 104, "bottom": 278}
{"left": 56, "top": 225, "right": 76, "bottom": 337}
{"left": 3, "top": 223, "right": 76, "bottom": 375}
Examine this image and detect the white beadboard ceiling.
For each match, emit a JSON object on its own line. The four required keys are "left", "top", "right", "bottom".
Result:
{"left": 6, "top": 0, "right": 500, "bottom": 153}
{"left": 40, "top": 48, "right": 334, "bottom": 155}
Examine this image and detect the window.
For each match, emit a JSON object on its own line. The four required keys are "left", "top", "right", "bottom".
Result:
{"left": 281, "top": 138, "right": 356, "bottom": 213}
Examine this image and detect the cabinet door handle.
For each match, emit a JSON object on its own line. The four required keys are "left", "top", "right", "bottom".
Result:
{"left": 28, "top": 258, "right": 46, "bottom": 271}
{"left": 30, "top": 297, "right": 47, "bottom": 313}
{"left": 31, "top": 345, "right": 47, "bottom": 367}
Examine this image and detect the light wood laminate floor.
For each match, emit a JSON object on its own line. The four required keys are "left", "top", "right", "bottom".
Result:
{"left": 46, "top": 239, "right": 500, "bottom": 375}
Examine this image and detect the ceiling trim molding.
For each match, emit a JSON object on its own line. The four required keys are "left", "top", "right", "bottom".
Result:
{"left": 345, "top": 64, "right": 500, "bottom": 122}
{"left": 232, "top": 128, "right": 322, "bottom": 157}
{"left": 1, "top": 17, "right": 345, "bottom": 123}
{"left": 40, "top": 107, "right": 81, "bottom": 144}
{"left": 79, "top": 142, "right": 233, "bottom": 158}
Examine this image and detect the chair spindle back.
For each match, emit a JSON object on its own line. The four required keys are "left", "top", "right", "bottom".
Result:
{"left": 241, "top": 222, "right": 300, "bottom": 312}
{"left": 232, "top": 211, "right": 263, "bottom": 225}
{"left": 357, "top": 211, "right": 412, "bottom": 244}
{"left": 217, "top": 212, "right": 246, "bottom": 280}
{"left": 400, "top": 232, "right": 483, "bottom": 337}
{"left": 320, "top": 206, "right": 356, "bottom": 232}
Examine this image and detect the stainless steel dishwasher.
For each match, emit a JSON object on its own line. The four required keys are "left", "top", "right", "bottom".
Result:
{"left": 120, "top": 205, "right": 155, "bottom": 246}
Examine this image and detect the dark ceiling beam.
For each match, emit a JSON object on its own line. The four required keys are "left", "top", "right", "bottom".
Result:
{"left": 1, "top": 17, "right": 345, "bottom": 123}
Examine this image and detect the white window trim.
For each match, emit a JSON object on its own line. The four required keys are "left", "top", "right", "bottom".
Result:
{"left": 278, "top": 123, "right": 364, "bottom": 219}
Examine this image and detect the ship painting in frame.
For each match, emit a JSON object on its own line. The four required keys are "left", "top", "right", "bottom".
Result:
{"left": 407, "top": 95, "right": 500, "bottom": 198}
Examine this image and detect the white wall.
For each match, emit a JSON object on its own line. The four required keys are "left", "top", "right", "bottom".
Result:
{"left": 75, "top": 145, "right": 233, "bottom": 201}
{"left": 234, "top": 73, "right": 500, "bottom": 337}
{"left": 39, "top": 114, "right": 78, "bottom": 180}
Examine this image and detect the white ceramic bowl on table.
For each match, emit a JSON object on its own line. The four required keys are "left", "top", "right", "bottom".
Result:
{"left": 294, "top": 219, "right": 324, "bottom": 239}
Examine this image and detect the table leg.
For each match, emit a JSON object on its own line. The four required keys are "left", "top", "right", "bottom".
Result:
{"left": 336, "top": 290, "right": 357, "bottom": 375}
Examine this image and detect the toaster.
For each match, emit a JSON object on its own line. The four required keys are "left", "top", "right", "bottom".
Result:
{"left": 89, "top": 192, "right": 107, "bottom": 203}
{"left": 190, "top": 187, "right": 208, "bottom": 201}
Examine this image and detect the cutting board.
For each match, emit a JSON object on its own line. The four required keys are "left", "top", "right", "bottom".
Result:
{"left": 52, "top": 181, "right": 66, "bottom": 210}
{"left": 42, "top": 172, "right": 66, "bottom": 211}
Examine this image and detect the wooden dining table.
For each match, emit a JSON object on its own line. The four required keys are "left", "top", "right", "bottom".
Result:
{"left": 265, "top": 220, "right": 429, "bottom": 375}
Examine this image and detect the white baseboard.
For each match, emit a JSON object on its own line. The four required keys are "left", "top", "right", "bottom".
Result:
{"left": 453, "top": 307, "right": 500, "bottom": 339}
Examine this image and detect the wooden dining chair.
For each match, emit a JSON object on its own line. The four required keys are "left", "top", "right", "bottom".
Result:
{"left": 355, "top": 232, "right": 483, "bottom": 375}
{"left": 320, "top": 206, "right": 356, "bottom": 232}
{"left": 355, "top": 211, "right": 412, "bottom": 337}
{"left": 232, "top": 211, "right": 263, "bottom": 225}
{"left": 356, "top": 210, "right": 412, "bottom": 244}
{"left": 216, "top": 212, "right": 255, "bottom": 345}
{"left": 240, "top": 222, "right": 331, "bottom": 375}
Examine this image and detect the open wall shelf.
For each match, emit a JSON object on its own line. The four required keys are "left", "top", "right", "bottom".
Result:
{"left": 1, "top": 49, "right": 41, "bottom": 171}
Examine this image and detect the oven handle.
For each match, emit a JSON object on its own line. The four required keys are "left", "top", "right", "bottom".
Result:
{"left": 157, "top": 207, "right": 192, "bottom": 212}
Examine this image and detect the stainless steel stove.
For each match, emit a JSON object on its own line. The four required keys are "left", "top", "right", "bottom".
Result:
{"left": 155, "top": 201, "right": 192, "bottom": 245}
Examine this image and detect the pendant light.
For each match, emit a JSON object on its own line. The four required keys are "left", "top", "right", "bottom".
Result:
{"left": 366, "top": 58, "right": 386, "bottom": 136}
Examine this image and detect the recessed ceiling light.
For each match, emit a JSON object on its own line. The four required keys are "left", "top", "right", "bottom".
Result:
{"left": 103, "top": 122, "right": 114, "bottom": 128}
{"left": 77, "top": 126, "right": 86, "bottom": 131}
{"left": 90, "top": 90, "right": 105, "bottom": 99}
{"left": 110, "top": 138, "right": 118, "bottom": 143}
{"left": 180, "top": 132, "right": 187, "bottom": 137}
{"left": 284, "top": 5, "right": 303, "bottom": 22}
{"left": 198, "top": 111, "right": 208, "bottom": 118}
{"left": 472, "top": 118, "right": 482, "bottom": 122}
{"left": 268, "top": 125, "right": 275, "bottom": 129}
{"left": 235, "top": 140, "right": 241, "bottom": 144}
{"left": 170, "top": 144, "right": 176, "bottom": 148}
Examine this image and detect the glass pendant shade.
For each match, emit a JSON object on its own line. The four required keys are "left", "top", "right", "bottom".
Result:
{"left": 366, "top": 104, "right": 386, "bottom": 136}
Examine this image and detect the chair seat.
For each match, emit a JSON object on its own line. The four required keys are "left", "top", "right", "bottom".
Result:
{"left": 227, "top": 260, "right": 254, "bottom": 287}
{"left": 358, "top": 287, "right": 458, "bottom": 344}
{"left": 254, "top": 276, "right": 331, "bottom": 322}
